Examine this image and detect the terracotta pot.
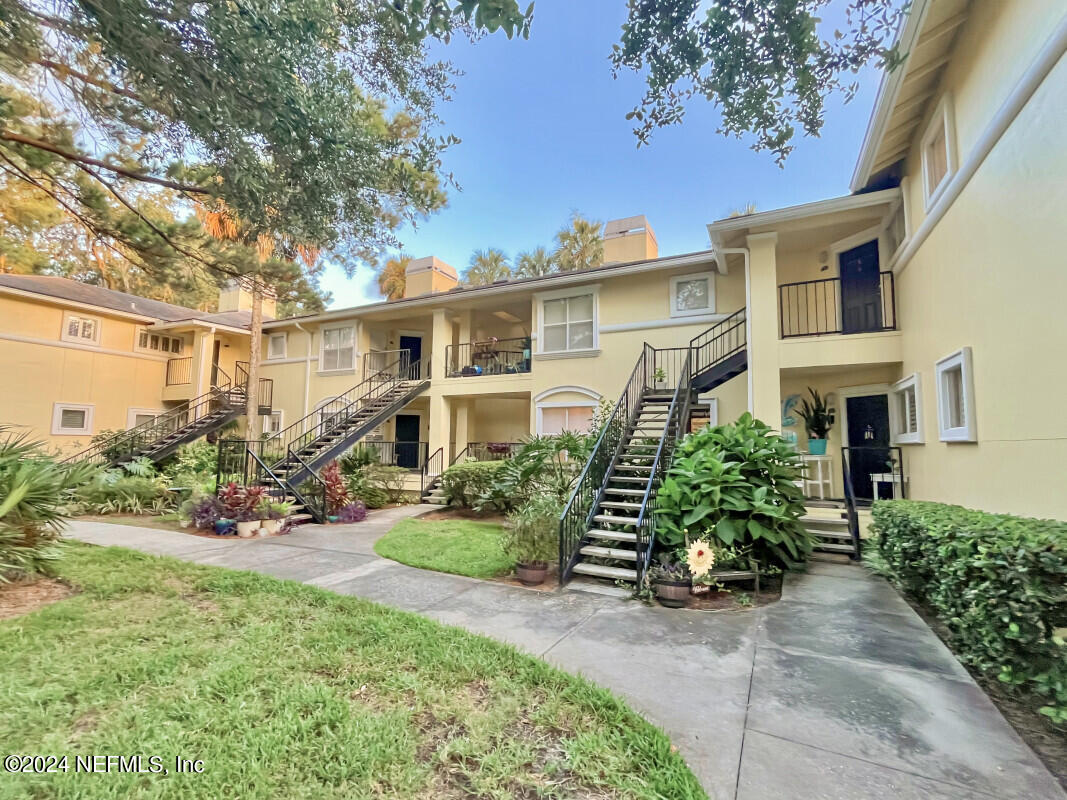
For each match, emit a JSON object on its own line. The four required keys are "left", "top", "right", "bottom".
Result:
{"left": 261, "top": 519, "right": 282, "bottom": 535}
{"left": 236, "top": 520, "right": 260, "bottom": 538}
{"left": 654, "top": 578, "right": 691, "bottom": 608}
{"left": 516, "top": 561, "right": 549, "bottom": 586}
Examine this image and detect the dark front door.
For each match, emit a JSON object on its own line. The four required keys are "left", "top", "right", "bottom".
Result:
{"left": 399, "top": 335, "right": 422, "bottom": 379}
{"left": 394, "top": 414, "right": 420, "bottom": 469}
{"left": 839, "top": 240, "right": 882, "bottom": 334}
{"left": 210, "top": 340, "right": 222, "bottom": 386}
{"left": 845, "top": 394, "right": 890, "bottom": 502}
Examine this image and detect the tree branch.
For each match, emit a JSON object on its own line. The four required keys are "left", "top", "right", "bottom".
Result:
{"left": 33, "top": 59, "right": 144, "bottom": 102}
{"left": 0, "top": 131, "right": 209, "bottom": 194}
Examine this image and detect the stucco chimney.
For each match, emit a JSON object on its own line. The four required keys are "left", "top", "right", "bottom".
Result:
{"left": 218, "top": 279, "right": 276, "bottom": 318}
{"left": 603, "top": 215, "right": 658, "bottom": 264}
{"left": 404, "top": 256, "right": 459, "bottom": 298}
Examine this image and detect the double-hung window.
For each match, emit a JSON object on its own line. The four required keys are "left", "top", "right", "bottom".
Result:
{"left": 62, "top": 313, "right": 100, "bottom": 345}
{"left": 267, "top": 332, "right": 287, "bottom": 360}
{"left": 921, "top": 95, "right": 957, "bottom": 209}
{"left": 890, "top": 373, "right": 923, "bottom": 444}
{"left": 936, "top": 348, "right": 977, "bottom": 442}
{"left": 321, "top": 326, "right": 355, "bottom": 371}
{"left": 540, "top": 291, "right": 596, "bottom": 354}
{"left": 52, "top": 403, "right": 93, "bottom": 435}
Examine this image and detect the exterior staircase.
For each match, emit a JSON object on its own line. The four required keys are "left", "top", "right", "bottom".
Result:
{"left": 560, "top": 309, "right": 748, "bottom": 587}
{"left": 802, "top": 501, "right": 868, "bottom": 559}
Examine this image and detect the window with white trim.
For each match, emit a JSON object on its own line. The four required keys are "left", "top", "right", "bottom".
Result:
{"left": 889, "top": 373, "right": 923, "bottom": 444}
{"left": 539, "top": 405, "right": 595, "bottom": 435}
{"left": 669, "top": 272, "right": 714, "bottom": 317}
{"left": 62, "top": 313, "right": 101, "bottom": 345}
{"left": 921, "top": 95, "right": 957, "bottom": 208}
{"left": 540, "top": 292, "right": 595, "bottom": 353}
{"left": 137, "top": 329, "right": 184, "bottom": 354}
{"left": 321, "top": 326, "right": 355, "bottom": 371}
{"left": 52, "top": 402, "right": 93, "bottom": 435}
{"left": 263, "top": 410, "right": 284, "bottom": 435}
{"left": 127, "top": 408, "right": 164, "bottom": 428}
{"left": 267, "top": 332, "right": 287, "bottom": 360}
{"left": 935, "top": 347, "right": 976, "bottom": 442}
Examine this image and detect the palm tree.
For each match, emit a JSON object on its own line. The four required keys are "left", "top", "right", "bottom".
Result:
{"left": 377, "top": 255, "right": 410, "bottom": 300}
{"left": 553, "top": 213, "right": 604, "bottom": 272}
{"left": 515, "top": 246, "right": 557, "bottom": 279}
{"left": 464, "top": 248, "right": 511, "bottom": 286}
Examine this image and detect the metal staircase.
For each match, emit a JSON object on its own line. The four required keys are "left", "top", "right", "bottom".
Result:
{"left": 218, "top": 351, "right": 429, "bottom": 522}
{"left": 65, "top": 362, "right": 272, "bottom": 468}
{"left": 559, "top": 309, "right": 748, "bottom": 586}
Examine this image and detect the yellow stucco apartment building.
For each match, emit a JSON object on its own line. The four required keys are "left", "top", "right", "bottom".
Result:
{"left": 2, "top": 0, "right": 1065, "bottom": 526}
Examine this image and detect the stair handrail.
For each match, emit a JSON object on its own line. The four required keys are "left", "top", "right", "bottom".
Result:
{"left": 285, "top": 446, "right": 328, "bottom": 523}
{"left": 689, "top": 307, "right": 746, "bottom": 376}
{"left": 256, "top": 350, "right": 418, "bottom": 470}
{"left": 839, "top": 447, "right": 863, "bottom": 559}
{"left": 64, "top": 378, "right": 234, "bottom": 467}
{"left": 558, "top": 349, "right": 647, "bottom": 585}
{"left": 632, "top": 349, "right": 692, "bottom": 584}
{"left": 420, "top": 447, "right": 444, "bottom": 496}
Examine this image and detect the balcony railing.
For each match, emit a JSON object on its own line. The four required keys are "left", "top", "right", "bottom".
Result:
{"left": 445, "top": 337, "right": 531, "bottom": 378}
{"left": 778, "top": 272, "right": 896, "bottom": 338}
{"left": 349, "top": 440, "right": 430, "bottom": 470}
{"left": 449, "top": 441, "right": 523, "bottom": 462}
{"left": 165, "top": 356, "right": 192, "bottom": 385}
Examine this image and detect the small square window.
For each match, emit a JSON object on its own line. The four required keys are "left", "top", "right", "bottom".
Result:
{"left": 670, "top": 272, "right": 715, "bottom": 318}
{"left": 935, "top": 347, "right": 976, "bottom": 442}
{"left": 139, "top": 331, "right": 149, "bottom": 348}
{"left": 62, "top": 313, "right": 101, "bottom": 345}
{"left": 921, "top": 95, "right": 957, "bottom": 209}
{"left": 263, "top": 410, "right": 283, "bottom": 435}
{"left": 267, "top": 333, "right": 287, "bottom": 360}
{"left": 52, "top": 403, "right": 93, "bottom": 435}
{"left": 890, "top": 373, "right": 923, "bottom": 445}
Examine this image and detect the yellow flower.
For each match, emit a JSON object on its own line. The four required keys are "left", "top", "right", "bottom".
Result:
{"left": 686, "top": 540, "right": 716, "bottom": 577}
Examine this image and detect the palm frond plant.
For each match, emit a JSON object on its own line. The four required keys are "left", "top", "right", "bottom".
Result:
{"left": 464, "top": 248, "right": 512, "bottom": 286}
{"left": 515, "top": 246, "right": 557, "bottom": 278}
{"left": 553, "top": 213, "right": 604, "bottom": 272}
{"left": 0, "top": 427, "right": 98, "bottom": 582}
{"left": 795, "top": 387, "right": 834, "bottom": 454}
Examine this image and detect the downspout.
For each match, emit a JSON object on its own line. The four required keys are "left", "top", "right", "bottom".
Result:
{"left": 195, "top": 325, "right": 217, "bottom": 397}
{"left": 294, "top": 322, "right": 312, "bottom": 433}
{"left": 714, "top": 247, "right": 753, "bottom": 413}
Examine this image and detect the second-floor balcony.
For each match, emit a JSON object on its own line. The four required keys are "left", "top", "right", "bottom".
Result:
{"left": 445, "top": 337, "right": 531, "bottom": 378}
{"left": 778, "top": 272, "right": 897, "bottom": 338}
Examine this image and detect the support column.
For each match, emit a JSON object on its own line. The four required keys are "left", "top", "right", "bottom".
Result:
{"left": 431, "top": 308, "right": 449, "bottom": 381}
{"left": 746, "top": 232, "right": 782, "bottom": 429}
{"left": 428, "top": 393, "right": 451, "bottom": 464}
{"left": 454, "top": 398, "right": 470, "bottom": 456}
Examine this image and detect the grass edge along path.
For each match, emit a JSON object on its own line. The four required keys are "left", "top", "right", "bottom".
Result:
{"left": 1, "top": 544, "right": 707, "bottom": 799}
{"left": 373, "top": 518, "right": 515, "bottom": 580}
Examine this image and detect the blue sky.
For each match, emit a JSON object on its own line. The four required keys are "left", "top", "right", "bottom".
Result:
{"left": 321, "top": 2, "right": 883, "bottom": 309}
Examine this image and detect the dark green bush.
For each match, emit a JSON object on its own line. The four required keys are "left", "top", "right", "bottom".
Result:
{"left": 441, "top": 461, "right": 509, "bottom": 509}
{"left": 655, "top": 413, "right": 811, "bottom": 568}
{"left": 872, "top": 500, "right": 1067, "bottom": 726}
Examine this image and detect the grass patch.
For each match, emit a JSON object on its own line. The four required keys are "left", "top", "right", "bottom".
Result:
{"left": 374, "top": 518, "right": 514, "bottom": 579}
{"left": 1, "top": 545, "right": 705, "bottom": 799}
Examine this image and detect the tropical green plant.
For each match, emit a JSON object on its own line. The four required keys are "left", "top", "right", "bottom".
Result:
{"left": 346, "top": 470, "right": 389, "bottom": 510}
{"left": 464, "top": 248, "right": 512, "bottom": 286}
{"left": 363, "top": 465, "right": 410, "bottom": 505}
{"left": 73, "top": 463, "right": 170, "bottom": 514}
{"left": 441, "top": 461, "right": 510, "bottom": 509}
{"left": 553, "top": 213, "right": 604, "bottom": 272}
{"left": 501, "top": 495, "right": 562, "bottom": 566}
{"left": 795, "top": 387, "right": 834, "bottom": 439}
{"left": 514, "top": 246, "right": 557, "bottom": 278}
{"left": 321, "top": 461, "right": 350, "bottom": 515}
{"left": 478, "top": 433, "right": 594, "bottom": 511}
{"left": 655, "top": 414, "right": 812, "bottom": 567}
{"left": 340, "top": 445, "right": 381, "bottom": 476}
{"left": 0, "top": 427, "right": 97, "bottom": 581}
{"left": 872, "top": 500, "right": 1067, "bottom": 727}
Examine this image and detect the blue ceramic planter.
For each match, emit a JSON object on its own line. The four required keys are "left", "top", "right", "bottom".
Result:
{"left": 214, "top": 519, "right": 235, "bottom": 535}
{"left": 807, "top": 438, "right": 828, "bottom": 455}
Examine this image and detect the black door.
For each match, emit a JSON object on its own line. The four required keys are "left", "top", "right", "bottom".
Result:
{"left": 845, "top": 394, "right": 890, "bottom": 502}
{"left": 399, "top": 335, "right": 422, "bottom": 379}
{"left": 839, "top": 240, "right": 882, "bottom": 334}
{"left": 394, "top": 414, "right": 420, "bottom": 469}
{"left": 210, "top": 340, "right": 222, "bottom": 386}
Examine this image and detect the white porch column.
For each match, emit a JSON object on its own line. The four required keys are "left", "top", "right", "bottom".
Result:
{"left": 428, "top": 393, "right": 451, "bottom": 462}
{"left": 746, "top": 232, "right": 782, "bottom": 429}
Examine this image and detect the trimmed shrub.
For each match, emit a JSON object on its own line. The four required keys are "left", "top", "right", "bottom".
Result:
{"left": 441, "top": 461, "right": 509, "bottom": 509}
{"left": 655, "top": 413, "right": 811, "bottom": 568}
{"left": 364, "top": 465, "right": 409, "bottom": 505}
{"left": 346, "top": 470, "right": 389, "bottom": 509}
{"left": 872, "top": 500, "right": 1067, "bottom": 726}
{"left": 502, "top": 495, "right": 563, "bottom": 565}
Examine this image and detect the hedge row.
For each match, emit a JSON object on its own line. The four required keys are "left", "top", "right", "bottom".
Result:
{"left": 871, "top": 500, "right": 1067, "bottom": 725}
{"left": 440, "top": 461, "right": 509, "bottom": 509}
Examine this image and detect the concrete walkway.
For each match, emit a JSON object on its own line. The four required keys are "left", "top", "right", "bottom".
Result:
{"left": 67, "top": 511, "right": 1064, "bottom": 800}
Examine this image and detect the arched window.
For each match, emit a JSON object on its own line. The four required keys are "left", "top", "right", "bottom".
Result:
{"left": 533, "top": 386, "right": 601, "bottom": 435}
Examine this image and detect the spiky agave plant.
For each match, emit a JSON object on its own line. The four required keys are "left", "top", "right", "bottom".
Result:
{"left": 0, "top": 427, "right": 98, "bottom": 581}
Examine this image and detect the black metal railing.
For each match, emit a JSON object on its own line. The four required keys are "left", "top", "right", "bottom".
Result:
{"left": 347, "top": 440, "right": 430, "bottom": 470}
{"left": 166, "top": 356, "right": 192, "bottom": 386}
{"left": 364, "top": 349, "right": 427, "bottom": 381}
{"left": 842, "top": 445, "right": 907, "bottom": 504}
{"left": 420, "top": 447, "right": 444, "bottom": 496}
{"left": 216, "top": 440, "right": 327, "bottom": 523}
{"left": 778, "top": 272, "right": 896, "bottom": 337}
{"left": 235, "top": 361, "right": 273, "bottom": 413}
{"left": 445, "top": 337, "right": 531, "bottom": 378}
{"left": 450, "top": 441, "right": 523, "bottom": 463}
{"left": 839, "top": 448, "right": 863, "bottom": 560}
{"left": 690, "top": 307, "right": 746, "bottom": 376}
{"left": 559, "top": 350, "right": 647, "bottom": 585}
{"left": 632, "top": 347, "right": 692, "bottom": 583}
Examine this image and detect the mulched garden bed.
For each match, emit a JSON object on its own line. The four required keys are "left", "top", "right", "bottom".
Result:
{"left": 0, "top": 578, "right": 75, "bottom": 620}
{"left": 418, "top": 507, "right": 508, "bottom": 525}
{"left": 672, "top": 576, "right": 781, "bottom": 611}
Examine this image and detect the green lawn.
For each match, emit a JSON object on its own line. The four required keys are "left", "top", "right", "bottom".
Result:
{"left": 1, "top": 545, "right": 705, "bottom": 799}
{"left": 374, "top": 518, "right": 514, "bottom": 579}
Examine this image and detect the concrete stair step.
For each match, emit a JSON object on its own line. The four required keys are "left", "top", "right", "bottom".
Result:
{"left": 579, "top": 545, "right": 637, "bottom": 561}
{"left": 593, "top": 513, "right": 638, "bottom": 526}
{"left": 603, "top": 488, "right": 646, "bottom": 496}
{"left": 600, "top": 500, "right": 642, "bottom": 510}
{"left": 811, "top": 530, "right": 854, "bottom": 541}
{"left": 814, "top": 542, "right": 856, "bottom": 554}
{"left": 800, "top": 514, "right": 849, "bottom": 527}
{"left": 572, "top": 563, "right": 637, "bottom": 582}
{"left": 608, "top": 476, "right": 651, "bottom": 483}
{"left": 586, "top": 528, "right": 638, "bottom": 542}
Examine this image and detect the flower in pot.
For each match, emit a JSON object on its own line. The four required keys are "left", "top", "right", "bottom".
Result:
{"left": 503, "top": 495, "right": 562, "bottom": 586}
{"left": 685, "top": 539, "right": 716, "bottom": 595}
{"left": 796, "top": 387, "right": 834, "bottom": 455}
{"left": 647, "top": 553, "right": 691, "bottom": 607}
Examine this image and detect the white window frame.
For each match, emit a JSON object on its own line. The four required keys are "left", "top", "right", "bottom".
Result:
{"left": 535, "top": 285, "right": 599, "bottom": 356}
{"left": 262, "top": 409, "right": 285, "bottom": 436}
{"left": 318, "top": 324, "right": 357, "bottom": 373}
{"left": 920, "top": 94, "right": 958, "bottom": 211}
{"left": 135, "top": 327, "right": 184, "bottom": 355}
{"left": 126, "top": 407, "right": 164, "bottom": 429}
{"left": 52, "top": 402, "right": 94, "bottom": 435}
{"left": 534, "top": 386, "right": 601, "bottom": 434}
{"left": 61, "top": 312, "right": 102, "bottom": 345}
{"left": 935, "top": 347, "right": 977, "bottom": 442}
{"left": 266, "top": 332, "right": 288, "bottom": 360}
{"left": 889, "top": 373, "right": 924, "bottom": 445}
{"left": 669, "top": 271, "right": 715, "bottom": 318}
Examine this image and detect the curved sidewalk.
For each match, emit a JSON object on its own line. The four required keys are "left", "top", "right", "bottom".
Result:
{"left": 67, "top": 510, "right": 1064, "bottom": 800}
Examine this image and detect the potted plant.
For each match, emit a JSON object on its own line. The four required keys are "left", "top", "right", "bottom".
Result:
{"left": 796, "top": 387, "right": 834, "bottom": 455}
{"left": 647, "top": 553, "right": 691, "bottom": 607}
{"left": 652, "top": 366, "right": 668, "bottom": 390}
{"left": 235, "top": 507, "right": 261, "bottom": 538}
{"left": 259, "top": 501, "right": 291, "bottom": 535}
{"left": 502, "top": 496, "right": 561, "bottom": 586}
